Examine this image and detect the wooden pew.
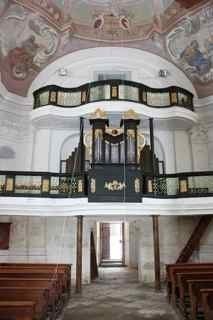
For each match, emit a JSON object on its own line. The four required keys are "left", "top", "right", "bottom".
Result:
{"left": 201, "top": 289, "right": 213, "bottom": 320}
{"left": 188, "top": 279, "right": 213, "bottom": 320}
{"left": 177, "top": 272, "right": 213, "bottom": 303}
{"left": 176, "top": 272, "right": 213, "bottom": 317}
{"left": 0, "top": 270, "right": 64, "bottom": 317}
{"left": 166, "top": 263, "right": 213, "bottom": 303}
{"left": 0, "top": 301, "right": 35, "bottom": 320}
{"left": 0, "top": 263, "right": 71, "bottom": 319}
{"left": 0, "top": 265, "right": 70, "bottom": 296}
{"left": 0, "top": 287, "right": 49, "bottom": 320}
{"left": 0, "top": 278, "right": 58, "bottom": 318}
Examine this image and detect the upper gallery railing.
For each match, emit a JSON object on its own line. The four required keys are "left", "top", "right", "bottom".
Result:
{"left": 0, "top": 170, "right": 213, "bottom": 199}
{"left": 0, "top": 171, "right": 85, "bottom": 198}
{"left": 33, "top": 80, "right": 194, "bottom": 111}
{"left": 144, "top": 171, "right": 213, "bottom": 198}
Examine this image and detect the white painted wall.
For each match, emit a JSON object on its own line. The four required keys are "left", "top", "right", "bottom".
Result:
{"left": 173, "top": 130, "right": 193, "bottom": 172}
{"left": 0, "top": 216, "right": 93, "bottom": 284}
{"left": 1, "top": 214, "right": 213, "bottom": 285}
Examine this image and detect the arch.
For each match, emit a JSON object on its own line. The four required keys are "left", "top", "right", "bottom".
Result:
{"left": 29, "top": 47, "right": 196, "bottom": 98}
{"left": 60, "top": 133, "right": 80, "bottom": 162}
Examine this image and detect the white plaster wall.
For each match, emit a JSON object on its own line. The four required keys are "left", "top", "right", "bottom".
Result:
{"left": 199, "top": 219, "right": 213, "bottom": 261}
{"left": 138, "top": 217, "right": 155, "bottom": 283}
{"left": 129, "top": 221, "right": 139, "bottom": 268}
{"left": 137, "top": 216, "right": 201, "bottom": 283}
{"left": 0, "top": 216, "right": 93, "bottom": 284}
{"left": 1, "top": 214, "right": 213, "bottom": 285}
{"left": 173, "top": 130, "right": 193, "bottom": 172}
{"left": 155, "top": 130, "right": 176, "bottom": 173}
{"left": 31, "top": 127, "right": 80, "bottom": 173}
{"left": 207, "top": 126, "right": 213, "bottom": 171}
{"left": 29, "top": 48, "right": 196, "bottom": 96}
{"left": 0, "top": 107, "right": 33, "bottom": 171}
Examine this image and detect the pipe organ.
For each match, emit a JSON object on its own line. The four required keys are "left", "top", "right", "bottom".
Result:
{"left": 62, "top": 109, "right": 162, "bottom": 202}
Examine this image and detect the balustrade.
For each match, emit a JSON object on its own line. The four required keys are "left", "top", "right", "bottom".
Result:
{"left": 33, "top": 80, "right": 194, "bottom": 111}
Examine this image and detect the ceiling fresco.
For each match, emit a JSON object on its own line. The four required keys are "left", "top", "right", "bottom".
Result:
{"left": 0, "top": 0, "right": 212, "bottom": 98}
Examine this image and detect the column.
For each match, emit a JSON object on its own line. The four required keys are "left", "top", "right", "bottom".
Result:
{"left": 152, "top": 215, "right": 161, "bottom": 291}
{"left": 76, "top": 216, "right": 83, "bottom": 293}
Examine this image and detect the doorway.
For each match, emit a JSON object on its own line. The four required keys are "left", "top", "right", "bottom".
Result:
{"left": 100, "top": 222, "right": 125, "bottom": 267}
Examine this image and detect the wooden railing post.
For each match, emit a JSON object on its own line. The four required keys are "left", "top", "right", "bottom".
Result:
{"left": 76, "top": 215, "right": 83, "bottom": 293}
{"left": 152, "top": 215, "right": 161, "bottom": 291}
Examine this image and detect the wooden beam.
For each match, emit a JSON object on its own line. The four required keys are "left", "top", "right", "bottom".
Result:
{"left": 176, "top": 215, "right": 212, "bottom": 263}
{"left": 76, "top": 215, "right": 83, "bottom": 293}
{"left": 149, "top": 118, "right": 155, "bottom": 175}
{"left": 152, "top": 215, "right": 161, "bottom": 291}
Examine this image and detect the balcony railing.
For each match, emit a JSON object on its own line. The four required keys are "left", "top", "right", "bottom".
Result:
{"left": 144, "top": 171, "right": 213, "bottom": 198}
{"left": 0, "top": 170, "right": 213, "bottom": 200}
{"left": 33, "top": 80, "right": 194, "bottom": 111}
{"left": 0, "top": 171, "right": 85, "bottom": 198}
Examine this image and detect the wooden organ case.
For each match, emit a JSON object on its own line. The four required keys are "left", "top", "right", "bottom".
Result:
{"left": 88, "top": 109, "right": 145, "bottom": 202}
{"left": 62, "top": 109, "right": 161, "bottom": 202}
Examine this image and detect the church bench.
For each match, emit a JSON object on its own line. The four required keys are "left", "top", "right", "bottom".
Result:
{"left": 175, "top": 272, "right": 213, "bottom": 317}
{"left": 0, "top": 275, "right": 62, "bottom": 312}
{"left": 0, "top": 263, "right": 71, "bottom": 280}
{"left": 166, "top": 263, "right": 213, "bottom": 297}
{"left": 0, "top": 269, "right": 65, "bottom": 290}
{"left": 0, "top": 287, "right": 49, "bottom": 320}
{"left": 0, "top": 266, "right": 70, "bottom": 296}
{"left": 0, "top": 278, "right": 59, "bottom": 317}
{"left": 166, "top": 264, "right": 213, "bottom": 303}
{"left": 0, "top": 301, "right": 35, "bottom": 320}
{"left": 177, "top": 272, "right": 213, "bottom": 303}
{"left": 201, "top": 289, "right": 213, "bottom": 320}
{"left": 188, "top": 279, "right": 213, "bottom": 320}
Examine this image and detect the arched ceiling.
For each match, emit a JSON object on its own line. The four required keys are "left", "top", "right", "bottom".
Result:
{"left": 0, "top": 0, "right": 212, "bottom": 99}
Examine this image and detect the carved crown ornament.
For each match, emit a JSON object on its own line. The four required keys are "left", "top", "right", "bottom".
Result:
{"left": 90, "top": 108, "right": 107, "bottom": 119}
{"left": 122, "top": 109, "right": 139, "bottom": 120}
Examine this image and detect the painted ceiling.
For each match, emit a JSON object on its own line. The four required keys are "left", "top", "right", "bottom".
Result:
{"left": 0, "top": 0, "right": 212, "bottom": 98}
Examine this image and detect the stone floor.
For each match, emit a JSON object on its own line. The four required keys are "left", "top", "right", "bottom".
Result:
{"left": 61, "top": 267, "right": 179, "bottom": 320}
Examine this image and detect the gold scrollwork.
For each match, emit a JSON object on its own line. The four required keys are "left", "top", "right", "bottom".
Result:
{"left": 104, "top": 180, "right": 126, "bottom": 191}
{"left": 148, "top": 179, "right": 153, "bottom": 193}
{"left": 81, "top": 91, "right": 87, "bottom": 102}
{"left": 95, "top": 129, "right": 103, "bottom": 138}
{"left": 123, "top": 109, "right": 139, "bottom": 120}
{"left": 127, "top": 129, "right": 135, "bottom": 138}
{"left": 42, "top": 179, "right": 50, "bottom": 193}
{"left": 78, "top": 179, "right": 83, "bottom": 193}
{"left": 179, "top": 179, "right": 188, "bottom": 193}
{"left": 91, "top": 178, "right": 96, "bottom": 193}
{"left": 50, "top": 91, "right": 57, "bottom": 103}
{"left": 137, "top": 132, "right": 146, "bottom": 161}
{"left": 105, "top": 127, "right": 123, "bottom": 136}
{"left": 6, "top": 177, "right": 14, "bottom": 192}
{"left": 90, "top": 108, "right": 107, "bottom": 119}
{"left": 111, "top": 86, "right": 118, "bottom": 98}
{"left": 171, "top": 92, "right": 177, "bottom": 104}
{"left": 134, "top": 178, "right": 140, "bottom": 193}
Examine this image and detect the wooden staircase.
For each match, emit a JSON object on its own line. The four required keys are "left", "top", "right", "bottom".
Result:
{"left": 176, "top": 215, "right": 213, "bottom": 263}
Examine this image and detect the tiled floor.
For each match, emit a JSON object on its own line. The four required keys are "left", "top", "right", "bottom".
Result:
{"left": 61, "top": 267, "right": 179, "bottom": 320}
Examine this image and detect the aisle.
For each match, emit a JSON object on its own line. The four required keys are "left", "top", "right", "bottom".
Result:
{"left": 62, "top": 268, "right": 179, "bottom": 320}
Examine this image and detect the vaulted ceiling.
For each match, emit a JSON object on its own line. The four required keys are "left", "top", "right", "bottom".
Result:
{"left": 0, "top": 0, "right": 212, "bottom": 98}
